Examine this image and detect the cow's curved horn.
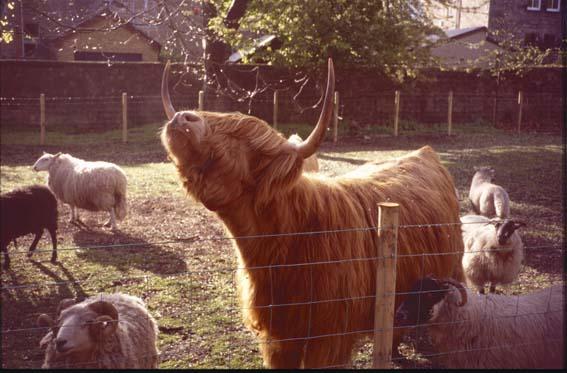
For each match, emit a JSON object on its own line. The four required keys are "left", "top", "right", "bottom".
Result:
{"left": 294, "top": 58, "right": 335, "bottom": 159}
{"left": 162, "top": 61, "right": 176, "bottom": 120}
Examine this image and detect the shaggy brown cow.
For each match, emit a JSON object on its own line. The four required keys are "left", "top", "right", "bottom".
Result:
{"left": 160, "top": 59, "right": 464, "bottom": 368}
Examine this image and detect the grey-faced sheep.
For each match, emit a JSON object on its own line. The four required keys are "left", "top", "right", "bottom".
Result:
{"left": 288, "top": 133, "right": 319, "bottom": 172}
{"left": 461, "top": 214, "right": 525, "bottom": 294}
{"left": 395, "top": 276, "right": 564, "bottom": 369}
{"left": 32, "top": 152, "right": 127, "bottom": 231}
{"left": 468, "top": 166, "right": 510, "bottom": 219}
{"left": 1, "top": 184, "right": 58, "bottom": 270}
{"left": 37, "top": 293, "right": 159, "bottom": 369}
{"left": 160, "top": 59, "right": 464, "bottom": 368}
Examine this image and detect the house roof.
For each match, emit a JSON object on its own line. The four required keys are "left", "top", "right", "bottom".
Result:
{"left": 33, "top": 2, "right": 162, "bottom": 47}
{"left": 445, "top": 26, "right": 487, "bottom": 39}
{"left": 427, "top": 26, "right": 488, "bottom": 43}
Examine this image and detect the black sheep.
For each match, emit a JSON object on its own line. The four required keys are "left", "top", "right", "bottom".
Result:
{"left": 1, "top": 184, "right": 58, "bottom": 270}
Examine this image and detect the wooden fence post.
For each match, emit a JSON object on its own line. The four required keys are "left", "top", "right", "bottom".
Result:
{"left": 273, "top": 90, "right": 279, "bottom": 130}
{"left": 333, "top": 91, "right": 339, "bottom": 143}
{"left": 39, "top": 93, "right": 45, "bottom": 145}
{"left": 447, "top": 90, "right": 453, "bottom": 136}
{"left": 517, "top": 90, "right": 523, "bottom": 134}
{"left": 393, "top": 91, "right": 400, "bottom": 137}
{"left": 198, "top": 90, "right": 204, "bottom": 111}
{"left": 121, "top": 92, "right": 128, "bottom": 143}
{"left": 373, "top": 202, "right": 399, "bottom": 369}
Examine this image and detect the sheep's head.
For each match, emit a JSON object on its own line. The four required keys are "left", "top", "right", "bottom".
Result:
{"left": 160, "top": 59, "right": 334, "bottom": 212}
{"left": 473, "top": 166, "right": 496, "bottom": 182}
{"left": 491, "top": 219, "right": 526, "bottom": 246}
{"left": 37, "top": 297, "right": 119, "bottom": 367}
{"left": 394, "top": 276, "right": 467, "bottom": 327}
{"left": 32, "top": 152, "right": 62, "bottom": 172}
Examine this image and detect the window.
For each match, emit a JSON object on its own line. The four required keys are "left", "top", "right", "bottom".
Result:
{"left": 24, "top": 43, "right": 37, "bottom": 56}
{"left": 542, "top": 33, "right": 557, "bottom": 47}
{"left": 546, "top": 0, "right": 561, "bottom": 11}
{"left": 527, "top": 0, "right": 541, "bottom": 10}
{"left": 74, "top": 51, "right": 143, "bottom": 61}
{"left": 24, "top": 23, "right": 39, "bottom": 39}
{"left": 524, "top": 32, "right": 539, "bottom": 46}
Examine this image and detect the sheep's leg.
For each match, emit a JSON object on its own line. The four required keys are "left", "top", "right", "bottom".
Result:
{"left": 489, "top": 284, "right": 496, "bottom": 293}
{"left": 1, "top": 243, "right": 9, "bottom": 270}
{"left": 27, "top": 230, "right": 44, "bottom": 258}
{"left": 104, "top": 209, "right": 118, "bottom": 231}
{"left": 69, "top": 205, "right": 77, "bottom": 223}
{"left": 48, "top": 227, "right": 57, "bottom": 263}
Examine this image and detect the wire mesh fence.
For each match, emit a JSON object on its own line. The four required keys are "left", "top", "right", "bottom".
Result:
{"left": 0, "top": 88, "right": 563, "bottom": 139}
{"left": 0, "top": 81, "right": 563, "bottom": 368}
{"left": 1, "top": 218, "right": 564, "bottom": 369}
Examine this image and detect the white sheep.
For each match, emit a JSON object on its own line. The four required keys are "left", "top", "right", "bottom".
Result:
{"left": 461, "top": 214, "right": 525, "bottom": 294}
{"left": 288, "top": 133, "right": 319, "bottom": 172}
{"left": 395, "top": 276, "right": 564, "bottom": 369}
{"left": 468, "top": 167, "right": 510, "bottom": 219}
{"left": 32, "top": 152, "right": 127, "bottom": 231}
{"left": 37, "top": 293, "right": 159, "bottom": 369}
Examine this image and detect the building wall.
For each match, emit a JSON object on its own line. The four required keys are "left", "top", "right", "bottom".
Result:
{"left": 488, "top": 0, "right": 563, "bottom": 47}
{"left": 427, "top": 0, "right": 490, "bottom": 29}
{"left": 431, "top": 30, "right": 502, "bottom": 67}
{"left": 51, "top": 16, "right": 160, "bottom": 61}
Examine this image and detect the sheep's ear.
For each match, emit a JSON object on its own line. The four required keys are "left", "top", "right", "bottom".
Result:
{"left": 56, "top": 298, "right": 76, "bottom": 315}
{"left": 37, "top": 314, "right": 54, "bottom": 328}
{"left": 53, "top": 152, "right": 62, "bottom": 159}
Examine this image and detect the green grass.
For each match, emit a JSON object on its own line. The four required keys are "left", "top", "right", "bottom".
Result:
{"left": 1, "top": 121, "right": 563, "bottom": 368}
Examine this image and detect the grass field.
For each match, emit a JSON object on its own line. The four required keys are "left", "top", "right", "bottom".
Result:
{"left": 1, "top": 121, "right": 564, "bottom": 368}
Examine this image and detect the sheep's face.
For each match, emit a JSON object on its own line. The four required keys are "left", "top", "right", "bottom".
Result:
{"left": 32, "top": 152, "right": 61, "bottom": 172}
{"left": 494, "top": 219, "right": 525, "bottom": 246}
{"left": 160, "top": 60, "right": 334, "bottom": 212}
{"left": 395, "top": 277, "right": 467, "bottom": 328}
{"left": 37, "top": 299, "right": 119, "bottom": 366}
{"left": 395, "top": 277, "right": 449, "bottom": 327}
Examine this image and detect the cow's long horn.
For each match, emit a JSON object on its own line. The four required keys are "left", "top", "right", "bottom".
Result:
{"left": 295, "top": 58, "right": 335, "bottom": 159}
{"left": 162, "top": 61, "right": 176, "bottom": 120}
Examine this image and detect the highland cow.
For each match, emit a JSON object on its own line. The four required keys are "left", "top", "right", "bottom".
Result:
{"left": 160, "top": 59, "right": 464, "bottom": 368}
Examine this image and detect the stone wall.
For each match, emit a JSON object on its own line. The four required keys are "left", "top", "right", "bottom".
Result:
{"left": 0, "top": 59, "right": 563, "bottom": 133}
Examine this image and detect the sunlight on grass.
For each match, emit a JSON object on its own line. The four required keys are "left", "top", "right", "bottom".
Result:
{"left": 1, "top": 121, "right": 563, "bottom": 369}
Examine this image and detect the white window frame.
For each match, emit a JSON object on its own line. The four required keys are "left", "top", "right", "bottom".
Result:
{"left": 527, "top": 0, "right": 541, "bottom": 10}
{"left": 547, "top": 0, "right": 561, "bottom": 12}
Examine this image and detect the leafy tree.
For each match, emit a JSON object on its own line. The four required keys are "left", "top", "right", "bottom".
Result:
{"left": 208, "top": 0, "right": 447, "bottom": 80}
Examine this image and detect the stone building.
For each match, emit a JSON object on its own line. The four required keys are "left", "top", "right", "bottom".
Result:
{"left": 488, "top": 0, "right": 563, "bottom": 48}
{"left": 425, "top": 0, "right": 490, "bottom": 29}
{"left": 0, "top": 0, "right": 203, "bottom": 61}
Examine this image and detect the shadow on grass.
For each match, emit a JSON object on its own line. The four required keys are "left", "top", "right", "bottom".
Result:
{"left": 72, "top": 230, "right": 188, "bottom": 275}
{"left": 29, "top": 260, "right": 88, "bottom": 299}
